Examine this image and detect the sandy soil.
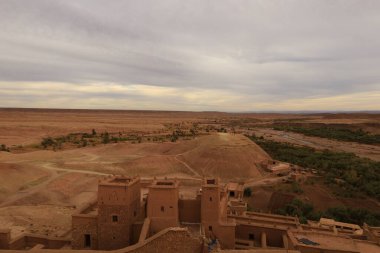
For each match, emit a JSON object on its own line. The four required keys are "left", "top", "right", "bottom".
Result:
{"left": 0, "top": 109, "right": 379, "bottom": 240}
{"left": 181, "top": 133, "right": 269, "bottom": 181}
{"left": 0, "top": 132, "right": 269, "bottom": 238}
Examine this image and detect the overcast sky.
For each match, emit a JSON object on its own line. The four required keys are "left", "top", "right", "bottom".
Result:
{"left": 0, "top": 0, "right": 379, "bottom": 111}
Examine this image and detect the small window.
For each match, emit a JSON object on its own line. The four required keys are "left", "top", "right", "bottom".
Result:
{"left": 134, "top": 211, "right": 137, "bottom": 217}
{"left": 207, "top": 179, "right": 215, "bottom": 184}
{"left": 112, "top": 215, "right": 118, "bottom": 222}
{"left": 161, "top": 206, "right": 165, "bottom": 212}
{"left": 249, "top": 233, "right": 254, "bottom": 240}
{"left": 208, "top": 226, "right": 213, "bottom": 231}
{"left": 229, "top": 191, "right": 235, "bottom": 197}
{"left": 209, "top": 197, "right": 212, "bottom": 202}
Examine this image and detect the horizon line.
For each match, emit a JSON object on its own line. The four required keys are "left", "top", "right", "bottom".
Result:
{"left": 1, "top": 107, "right": 379, "bottom": 115}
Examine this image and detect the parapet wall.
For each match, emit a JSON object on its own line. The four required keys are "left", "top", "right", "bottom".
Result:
{"left": 122, "top": 228, "right": 202, "bottom": 253}
{"left": 0, "top": 228, "right": 203, "bottom": 253}
{"left": 8, "top": 234, "right": 70, "bottom": 250}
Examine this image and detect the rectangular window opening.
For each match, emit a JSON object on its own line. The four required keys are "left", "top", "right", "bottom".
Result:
{"left": 112, "top": 215, "right": 118, "bottom": 222}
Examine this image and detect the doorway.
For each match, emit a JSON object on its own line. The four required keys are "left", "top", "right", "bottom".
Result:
{"left": 84, "top": 234, "right": 91, "bottom": 248}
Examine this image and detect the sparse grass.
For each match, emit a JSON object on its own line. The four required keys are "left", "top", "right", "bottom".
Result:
{"left": 275, "top": 198, "right": 380, "bottom": 226}
{"left": 272, "top": 182, "right": 304, "bottom": 194}
{"left": 248, "top": 135, "right": 380, "bottom": 200}
{"left": 273, "top": 124, "right": 380, "bottom": 145}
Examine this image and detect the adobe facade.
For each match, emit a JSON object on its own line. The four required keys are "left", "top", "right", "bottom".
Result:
{"left": 147, "top": 179, "right": 180, "bottom": 234}
{"left": 0, "top": 175, "right": 379, "bottom": 253}
{"left": 71, "top": 176, "right": 142, "bottom": 250}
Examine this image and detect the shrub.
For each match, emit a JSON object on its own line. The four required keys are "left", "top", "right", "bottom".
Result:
{"left": 248, "top": 135, "right": 380, "bottom": 200}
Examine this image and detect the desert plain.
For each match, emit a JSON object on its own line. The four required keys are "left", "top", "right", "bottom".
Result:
{"left": 0, "top": 108, "right": 379, "bottom": 239}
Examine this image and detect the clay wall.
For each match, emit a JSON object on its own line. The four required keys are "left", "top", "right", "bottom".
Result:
{"left": 72, "top": 214, "right": 98, "bottom": 249}
{"left": 6, "top": 234, "right": 69, "bottom": 250}
{"left": 215, "top": 223, "right": 236, "bottom": 249}
{"left": 201, "top": 184, "right": 220, "bottom": 226}
{"left": 0, "top": 228, "right": 202, "bottom": 253}
{"left": 179, "top": 199, "right": 201, "bottom": 223}
{"left": 24, "top": 236, "right": 69, "bottom": 249}
{"left": 0, "top": 230, "right": 10, "bottom": 249}
{"left": 147, "top": 183, "right": 179, "bottom": 234}
{"left": 125, "top": 228, "right": 202, "bottom": 253}
{"left": 97, "top": 178, "right": 141, "bottom": 250}
{"left": 8, "top": 236, "right": 25, "bottom": 250}
{"left": 236, "top": 224, "right": 286, "bottom": 248}
{"left": 200, "top": 179, "right": 236, "bottom": 249}
{"left": 131, "top": 222, "right": 144, "bottom": 245}
{"left": 98, "top": 181, "right": 141, "bottom": 209}
{"left": 97, "top": 217, "right": 131, "bottom": 250}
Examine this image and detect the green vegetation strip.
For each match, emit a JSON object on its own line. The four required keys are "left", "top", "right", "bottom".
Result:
{"left": 273, "top": 124, "right": 380, "bottom": 145}
{"left": 276, "top": 198, "right": 380, "bottom": 226}
{"left": 248, "top": 135, "right": 380, "bottom": 200}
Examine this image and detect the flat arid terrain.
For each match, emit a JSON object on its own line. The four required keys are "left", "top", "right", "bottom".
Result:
{"left": 0, "top": 108, "right": 379, "bottom": 238}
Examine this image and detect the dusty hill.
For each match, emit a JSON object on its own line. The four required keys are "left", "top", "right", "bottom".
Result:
{"left": 180, "top": 133, "right": 270, "bottom": 180}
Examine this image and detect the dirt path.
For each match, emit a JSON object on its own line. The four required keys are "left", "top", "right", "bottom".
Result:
{"left": 41, "top": 162, "right": 110, "bottom": 176}
{"left": 174, "top": 154, "right": 202, "bottom": 178}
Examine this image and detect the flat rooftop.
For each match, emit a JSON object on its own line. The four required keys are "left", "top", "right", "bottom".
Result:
{"left": 99, "top": 176, "right": 140, "bottom": 186}
{"left": 288, "top": 230, "right": 359, "bottom": 252}
{"left": 203, "top": 178, "right": 220, "bottom": 186}
{"left": 149, "top": 179, "right": 179, "bottom": 188}
{"left": 227, "top": 182, "right": 243, "bottom": 192}
{"left": 320, "top": 218, "right": 361, "bottom": 230}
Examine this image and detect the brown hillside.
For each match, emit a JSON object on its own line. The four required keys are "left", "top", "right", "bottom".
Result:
{"left": 180, "top": 133, "right": 270, "bottom": 181}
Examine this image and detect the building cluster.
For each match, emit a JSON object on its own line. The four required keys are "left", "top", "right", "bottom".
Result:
{"left": 0, "top": 175, "right": 379, "bottom": 253}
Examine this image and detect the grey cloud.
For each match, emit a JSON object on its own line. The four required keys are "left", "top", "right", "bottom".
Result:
{"left": 0, "top": 0, "right": 379, "bottom": 110}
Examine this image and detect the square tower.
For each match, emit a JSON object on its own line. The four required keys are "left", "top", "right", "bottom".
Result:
{"left": 201, "top": 178, "right": 222, "bottom": 234}
{"left": 97, "top": 176, "right": 141, "bottom": 250}
{"left": 201, "top": 178, "right": 235, "bottom": 249}
{"left": 147, "top": 179, "right": 179, "bottom": 234}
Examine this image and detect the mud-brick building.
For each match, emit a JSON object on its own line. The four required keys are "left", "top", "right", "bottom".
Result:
{"left": 2, "top": 175, "right": 380, "bottom": 253}
{"left": 72, "top": 176, "right": 142, "bottom": 250}
{"left": 147, "top": 179, "right": 179, "bottom": 234}
{"left": 201, "top": 178, "right": 236, "bottom": 249}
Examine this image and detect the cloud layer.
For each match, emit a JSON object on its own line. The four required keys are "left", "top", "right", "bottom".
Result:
{"left": 0, "top": 0, "right": 379, "bottom": 111}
